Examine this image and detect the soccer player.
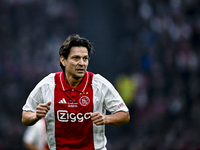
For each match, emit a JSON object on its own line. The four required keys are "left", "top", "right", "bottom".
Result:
{"left": 22, "top": 34, "right": 130, "bottom": 150}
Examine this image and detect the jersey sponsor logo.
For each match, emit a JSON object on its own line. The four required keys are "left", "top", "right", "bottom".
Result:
{"left": 115, "top": 102, "right": 125, "bottom": 111}
{"left": 57, "top": 110, "right": 90, "bottom": 122}
{"left": 79, "top": 96, "right": 90, "bottom": 106}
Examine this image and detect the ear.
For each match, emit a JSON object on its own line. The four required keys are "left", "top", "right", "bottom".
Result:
{"left": 60, "top": 56, "right": 65, "bottom": 66}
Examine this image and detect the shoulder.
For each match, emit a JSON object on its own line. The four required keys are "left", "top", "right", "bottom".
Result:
{"left": 92, "top": 73, "right": 114, "bottom": 89}
{"left": 93, "top": 74, "right": 107, "bottom": 84}
{"left": 41, "top": 73, "right": 55, "bottom": 84}
{"left": 36, "top": 73, "right": 55, "bottom": 87}
{"left": 32, "top": 73, "right": 56, "bottom": 92}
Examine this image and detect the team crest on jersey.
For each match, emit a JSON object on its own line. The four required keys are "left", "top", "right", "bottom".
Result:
{"left": 79, "top": 96, "right": 90, "bottom": 106}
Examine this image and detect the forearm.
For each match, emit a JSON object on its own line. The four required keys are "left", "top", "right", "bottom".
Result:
{"left": 22, "top": 102, "right": 51, "bottom": 126}
{"left": 22, "top": 111, "right": 40, "bottom": 126}
{"left": 105, "top": 111, "right": 130, "bottom": 126}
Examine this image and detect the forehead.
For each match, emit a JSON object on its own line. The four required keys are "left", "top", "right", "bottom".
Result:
{"left": 69, "top": 46, "right": 88, "bottom": 56}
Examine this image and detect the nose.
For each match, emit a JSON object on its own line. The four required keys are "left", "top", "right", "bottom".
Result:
{"left": 78, "top": 58, "right": 84, "bottom": 65}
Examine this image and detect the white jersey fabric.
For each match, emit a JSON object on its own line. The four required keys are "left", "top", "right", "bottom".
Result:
{"left": 22, "top": 71, "right": 129, "bottom": 150}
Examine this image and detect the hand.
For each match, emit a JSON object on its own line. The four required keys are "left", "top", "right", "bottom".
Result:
{"left": 90, "top": 112, "right": 106, "bottom": 126}
{"left": 36, "top": 101, "right": 51, "bottom": 119}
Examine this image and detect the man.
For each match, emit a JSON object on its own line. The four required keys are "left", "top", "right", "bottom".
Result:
{"left": 22, "top": 34, "right": 130, "bottom": 150}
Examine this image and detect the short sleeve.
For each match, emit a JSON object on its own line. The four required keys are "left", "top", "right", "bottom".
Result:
{"left": 22, "top": 86, "right": 43, "bottom": 112}
{"left": 22, "top": 73, "right": 55, "bottom": 112}
{"left": 93, "top": 74, "right": 129, "bottom": 114}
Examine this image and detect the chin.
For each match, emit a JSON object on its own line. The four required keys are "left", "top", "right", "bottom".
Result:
{"left": 76, "top": 72, "right": 85, "bottom": 78}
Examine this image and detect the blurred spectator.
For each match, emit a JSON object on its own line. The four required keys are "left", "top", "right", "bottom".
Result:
{"left": 115, "top": 73, "right": 137, "bottom": 106}
{"left": 23, "top": 118, "right": 49, "bottom": 150}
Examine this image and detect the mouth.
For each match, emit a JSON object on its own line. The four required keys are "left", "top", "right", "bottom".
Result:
{"left": 76, "top": 68, "right": 85, "bottom": 73}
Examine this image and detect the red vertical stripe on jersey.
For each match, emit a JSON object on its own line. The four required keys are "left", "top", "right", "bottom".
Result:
{"left": 54, "top": 72, "right": 95, "bottom": 150}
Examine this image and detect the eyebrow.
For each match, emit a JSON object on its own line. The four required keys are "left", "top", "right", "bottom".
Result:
{"left": 71, "top": 54, "right": 89, "bottom": 58}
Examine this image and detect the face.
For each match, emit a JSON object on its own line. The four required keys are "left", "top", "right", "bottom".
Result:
{"left": 60, "top": 46, "right": 89, "bottom": 79}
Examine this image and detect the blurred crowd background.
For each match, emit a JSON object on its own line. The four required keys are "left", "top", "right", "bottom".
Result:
{"left": 0, "top": 0, "right": 200, "bottom": 149}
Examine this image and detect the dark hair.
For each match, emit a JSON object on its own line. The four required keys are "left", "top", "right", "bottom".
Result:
{"left": 59, "top": 34, "right": 93, "bottom": 71}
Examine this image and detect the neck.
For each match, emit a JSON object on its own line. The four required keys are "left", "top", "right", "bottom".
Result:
{"left": 64, "top": 73, "right": 83, "bottom": 88}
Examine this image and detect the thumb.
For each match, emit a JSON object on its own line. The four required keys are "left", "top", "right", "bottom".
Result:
{"left": 88, "top": 112, "right": 94, "bottom": 117}
{"left": 47, "top": 101, "right": 51, "bottom": 106}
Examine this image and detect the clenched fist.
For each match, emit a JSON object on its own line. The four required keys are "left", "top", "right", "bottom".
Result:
{"left": 90, "top": 112, "right": 106, "bottom": 126}
{"left": 36, "top": 101, "right": 51, "bottom": 119}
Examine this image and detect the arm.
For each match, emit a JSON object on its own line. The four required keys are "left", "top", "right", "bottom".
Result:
{"left": 91, "top": 74, "right": 130, "bottom": 126}
{"left": 22, "top": 102, "right": 51, "bottom": 126}
{"left": 90, "top": 111, "right": 130, "bottom": 126}
{"left": 22, "top": 111, "right": 40, "bottom": 126}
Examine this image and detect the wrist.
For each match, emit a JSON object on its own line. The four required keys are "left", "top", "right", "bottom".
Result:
{"left": 34, "top": 113, "right": 41, "bottom": 121}
{"left": 104, "top": 115, "right": 109, "bottom": 125}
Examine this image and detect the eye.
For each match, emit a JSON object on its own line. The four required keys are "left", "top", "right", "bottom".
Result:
{"left": 73, "top": 56, "right": 79, "bottom": 60}
{"left": 83, "top": 57, "right": 88, "bottom": 60}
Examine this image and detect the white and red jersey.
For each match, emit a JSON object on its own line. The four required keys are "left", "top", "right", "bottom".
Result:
{"left": 22, "top": 71, "right": 129, "bottom": 150}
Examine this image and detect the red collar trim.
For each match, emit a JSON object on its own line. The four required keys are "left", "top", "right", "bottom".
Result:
{"left": 59, "top": 71, "right": 89, "bottom": 92}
